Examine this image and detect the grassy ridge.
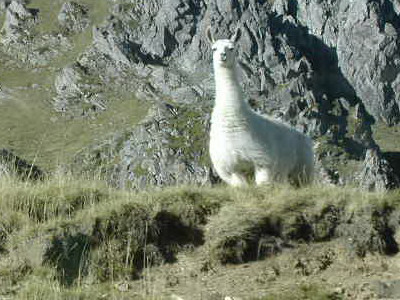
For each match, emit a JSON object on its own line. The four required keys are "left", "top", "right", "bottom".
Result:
{"left": 1, "top": 175, "right": 400, "bottom": 299}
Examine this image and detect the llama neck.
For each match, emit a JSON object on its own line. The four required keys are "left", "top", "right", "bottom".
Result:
{"left": 213, "top": 64, "right": 247, "bottom": 113}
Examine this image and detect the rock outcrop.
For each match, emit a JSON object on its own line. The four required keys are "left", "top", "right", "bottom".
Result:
{"left": 2, "top": 0, "right": 399, "bottom": 189}
{"left": 58, "top": 1, "right": 89, "bottom": 33}
{"left": 1, "top": 0, "right": 37, "bottom": 44}
{"left": 62, "top": 0, "right": 400, "bottom": 189}
{"left": 0, "top": 0, "right": 70, "bottom": 66}
{"left": 75, "top": 104, "right": 214, "bottom": 189}
{"left": 359, "top": 148, "right": 400, "bottom": 191}
{"left": 0, "top": 0, "right": 11, "bottom": 11}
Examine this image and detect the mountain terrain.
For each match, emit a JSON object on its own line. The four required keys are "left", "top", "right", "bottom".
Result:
{"left": 1, "top": 0, "right": 400, "bottom": 299}
{"left": 0, "top": 0, "right": 400, "bottom": 189}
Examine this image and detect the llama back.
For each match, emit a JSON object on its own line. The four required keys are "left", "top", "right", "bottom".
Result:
{"left": 249, "top": 112, "right": 313, "bottom": 181}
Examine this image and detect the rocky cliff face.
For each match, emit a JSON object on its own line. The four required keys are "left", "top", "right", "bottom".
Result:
{"left": 1, "top": 0, "right": 400, "bottom": 190}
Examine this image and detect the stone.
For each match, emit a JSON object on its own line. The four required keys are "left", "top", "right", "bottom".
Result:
{"left": 1, "top": 0, "right": 37, "bottom": 43}
{"left": 55, "top": 0, "right": 400, "bottom": 190}
{"left": 359, "top": 148, "right": 400, "bottom": 192}
{"left": 58, "top": 1, "right": 89, "bottom": 33}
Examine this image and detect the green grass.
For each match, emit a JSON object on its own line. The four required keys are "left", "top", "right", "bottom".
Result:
{"left": 1, "top": 2, "right": 400, "bottom": 297}
{"left": 1, "top": 175, "right": 400, "bottom": 298}
{"left": 258, "top": 284, "right": 343, "bottom": 300}
{"left": 203, "top": 184, "right": 398, "bottom": 265}
{"left": 0, "top": 0, "right": 150, "bottom": 170}
{"left": 0, "top": 175, "right": 228, "bottom": 297}
{"left": 36, "top": 0, "right": 111, "bottom": 69}
{"left": 0, "top": 86, "right": 148, "bottom": 170}
{"left": 27, "top": 0, "right": 110, "bottom": 35}
{"left": 373, "top": 122, "right": 400, "bottom": 152}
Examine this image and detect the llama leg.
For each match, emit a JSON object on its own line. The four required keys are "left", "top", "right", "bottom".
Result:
{"left": 220, "top": 172, "right": 247, "bottom": 187}
{"left": 298, "top": 164, "right": 314, "bottom": 185}
{"left": 255, "top": 168, "right": 271, "bottom": 185}
{"left": 215, "top": 168, "right": 248, "bottom": 187}
{"left": 229, "top": 173, "right": 248, "bottom": 187}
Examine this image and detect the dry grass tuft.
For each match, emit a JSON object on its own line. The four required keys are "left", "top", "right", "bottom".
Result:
{"left": 0, "top": 176, "right": 400, "bottom": 298}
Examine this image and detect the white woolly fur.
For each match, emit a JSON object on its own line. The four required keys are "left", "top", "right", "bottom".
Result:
{"left": 206, "top": 28, "right": 314, "bottom": 186}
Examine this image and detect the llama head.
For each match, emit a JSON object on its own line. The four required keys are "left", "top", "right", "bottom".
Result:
{"left": 206, "top": 27, "right": 241, "bottom": 68}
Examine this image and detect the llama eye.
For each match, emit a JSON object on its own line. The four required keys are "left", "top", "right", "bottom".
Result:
{"left": 212, "top": 47, "right": 217, "bottom": 51}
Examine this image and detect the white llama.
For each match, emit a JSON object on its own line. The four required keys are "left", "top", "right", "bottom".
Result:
{"left": 206, "top": 27, "right": 314, "bottom": 186}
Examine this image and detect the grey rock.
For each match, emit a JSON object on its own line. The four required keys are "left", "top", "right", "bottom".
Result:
{"left": 1, "top": 0, "right": 36, "bottom": 43}
{"left": 275, "top": 0, "right": 400, "bottom": 126}
{"left": 0, "top": 1, "right": 71, "bottom": 66}
{"left": 359, "top": 148, "right": 400, "bottom": 192}
{"left": 91, "top": 25, "right": 132, "bottom": 67}
{"left": 53, "top": 64, "right": 106, "bottom": 116}
{"left": 134, "top": 0, "right": 205, "bottom": 60}
{"left": 272, "top": 0, "right": 400, "bottom": 126}
{"left": 75, "top": 104, "right": 213, "bottom": 189}
{"left": 54, "top": 66, "right": 82, "bottom": 100}
{"left": 58, "top": 1, "right": 89, "bottom": 33}
{"left": 53, "top": 65, "right": 83, "bottom": 114}
{"left": 337, "top": 0, "right": 400, "bottom": 125}
{"left": 118, "top": 112, "right": 211, "bottom": 189}
{"left": 0, "top": 0, "right": 11, "bottom": 11}
{"left": 0, "top": 86, "right": 10, "bottom": 100}
{"left": 61, "top": 0, "right": 399, "bottom": 190}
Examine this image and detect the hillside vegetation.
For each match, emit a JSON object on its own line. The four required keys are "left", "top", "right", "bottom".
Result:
{"left": 0, "top": 0, "right": 149, "bottom": 171}
{"left": 1, "top": 0, "right": 400, "bottom": 298}
{"left": 1, "top": 174, "right": 400, "bottom": 299}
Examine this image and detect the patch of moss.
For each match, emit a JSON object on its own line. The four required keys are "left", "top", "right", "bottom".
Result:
{"left": 373, "top": 122, "right": 400, "bottom": 152}
{"left": 133, "top": 164, "right": 148, "bottom": 177}
{"left": 314, "top": 136, "right": 345, "bottom": 158}
{"left": 168, "top": 105, "right": 211, "bottom": 166}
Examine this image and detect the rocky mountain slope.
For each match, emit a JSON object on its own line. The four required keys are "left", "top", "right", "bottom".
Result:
{"left": 0, "top": 0, "right": 400, "bottom": 191}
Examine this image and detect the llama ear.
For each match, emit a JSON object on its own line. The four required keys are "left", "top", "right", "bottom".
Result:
{"left": 230, "top": 27, "right": 241, "bottom": 43}
{"left": 206, "top": 26, "right": 215, "bottom": 44}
